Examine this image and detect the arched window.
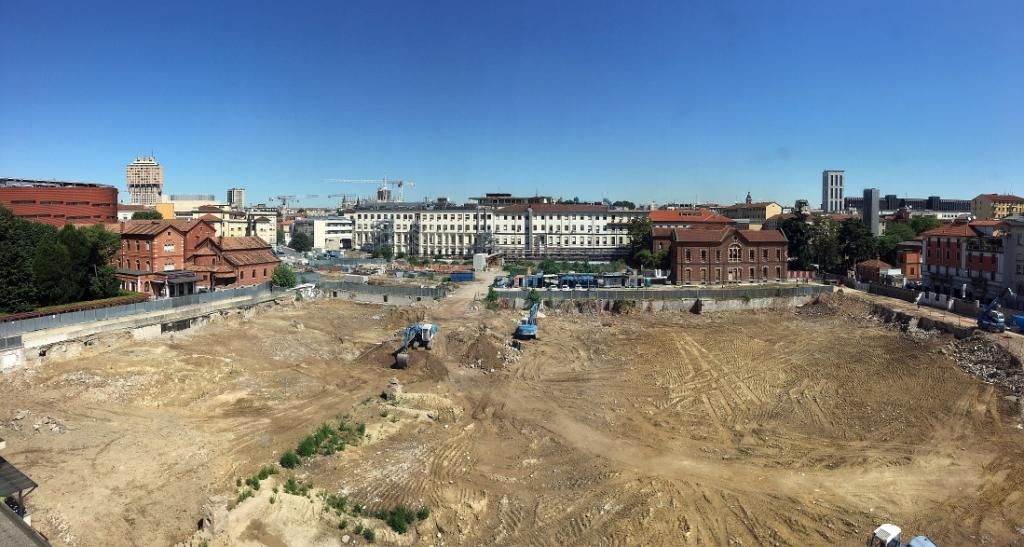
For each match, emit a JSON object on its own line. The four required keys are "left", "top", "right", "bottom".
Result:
{"left": 728, "top": 244, "right": 742, "bottom": 262}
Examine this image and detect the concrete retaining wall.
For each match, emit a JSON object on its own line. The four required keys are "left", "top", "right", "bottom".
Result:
{"left": 503, "top": 294, "right": 818, "bottom": 313}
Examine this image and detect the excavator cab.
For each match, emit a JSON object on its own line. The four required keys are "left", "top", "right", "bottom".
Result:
{"left": 868, "top": 524, "right": 938, "bottom": 547}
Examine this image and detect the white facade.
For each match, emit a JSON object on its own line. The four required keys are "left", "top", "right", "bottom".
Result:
{"left": 227, "top": 187, "right": 246, "bottom": 209}
{"left": 353, "top": 207, "right": 492, "bottom": 257}
{"left": 492, "top": 205, "right": 644, "bottom": 259}
{"left": 295, "top": 216, "right": 355, "bottom": 251}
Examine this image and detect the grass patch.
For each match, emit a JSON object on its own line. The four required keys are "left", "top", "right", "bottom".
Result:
{"left": 362, "top": 527, "right": 375, "bottom": 542}
{"left": 376, "top": 504, "right": 417, "bottom": 534}
{"left": 326, "top": 493, "right": 348, "bottom": 515}
{"left": 236, "top": 489, "right": 254, "bottom": 504}
{"left": 416, "top": 506, "right": 430, "bottom": 520}
{"left": 294, "top": 419, "right": 366, "bottom": 460}
{"left": 283, "top": 476, "right": 311, "bottom": 497}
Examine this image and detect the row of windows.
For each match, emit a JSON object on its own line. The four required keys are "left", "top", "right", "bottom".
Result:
{"left": 683, "top": 246, "right": 783, "bottom": 263}
{"left": 682, "top": 266, "right": 783, "bottom": 283}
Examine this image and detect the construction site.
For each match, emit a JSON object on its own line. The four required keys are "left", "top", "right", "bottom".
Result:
{"left": 1, "top": 277, "right": 1023, "bottom": 546}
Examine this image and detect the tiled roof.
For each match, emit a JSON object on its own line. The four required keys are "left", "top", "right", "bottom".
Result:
{"left": 975, "top": 193, "right": 1024, "bottom": 202}
{"left": 218, "top": 236, "right": 270, "bottom": 251}
{"left": 496, "top": 203, "right": 610, "bottom": 214}
{"left": 198, "top": 213, "right": 221, "bottom": 221}
{"left": 857, "top": 259, "right": 892, "bottom": 269}
{"left": 649, "top": 209, "right": 733, "bottom": 223}
{"left": 722, "top": 202, "right": 779, "bottom": 210}
{"left": 667, "top": 227, "right": 788, "bottom": 244}
{"left": 921, "top": 223, "right": 981, "bottom": 237}
{"left": 222, "top": 250, "right": 279, "bottom": 266}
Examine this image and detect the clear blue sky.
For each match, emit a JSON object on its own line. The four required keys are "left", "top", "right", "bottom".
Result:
{"left": 1, "top": 0, "right": 1021, "bottom": 207}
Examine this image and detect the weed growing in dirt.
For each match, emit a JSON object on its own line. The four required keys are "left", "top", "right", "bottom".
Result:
{"left": 362, "top": 527, "right": 375, "bottom": 542}
{"left": 294, "top": 420, "right": 366, "bottom": 459}
{"left": 377, "top": 504, "right": 417, "bottom": 533}
{"left": 326, "top": 493, "right": 348, "bottom": 515}
{"left": 484, "top": 287, "right": 498, "bottom": 310}
{"left": 352, "top": 504, "right": 364, "bottom": 516}
{"left": 269, "top": 496, "right": 276, "bottom": 505}
{"left": 354, "top": 523, "right": 363, "bottom": 534}
{"left": 283, "top": 477, "right": 311, "bottom": 497}
{"left": 280, "top": 451, "right": 301, "bottom": 469}
{"left": 416, "top": 506, "right": 430, "bottom": 520}
{"left": 236, "top": 489, "right": 253, "bottom": 504}
{"left": 339, "top": 519, "right": 348, "bottom": 530}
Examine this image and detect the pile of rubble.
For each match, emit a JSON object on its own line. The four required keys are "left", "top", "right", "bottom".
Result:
{"left": 501, "top": 341, "right": 522, "bottom": 366}
{"left": 944, "top": 335, "right": 1024, "bottom": 395}
{"left": 1, "top": 409, "right": 66, "bottom": 434}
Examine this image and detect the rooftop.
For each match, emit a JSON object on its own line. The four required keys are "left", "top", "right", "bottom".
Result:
{"left": 649, "top": 209, "right": 733, "bottom": 224}
{"left": 1, "top": 177, "right": 116, "bottom": 190}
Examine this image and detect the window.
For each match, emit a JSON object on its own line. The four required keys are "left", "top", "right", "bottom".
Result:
{"left": 763, "top": 249, "right": 769, "bottom": 259}
{"left": 749, "top": 249, "right": 755, "bottom": 261}
{"left": 700, "top": 249, "right": 707, "bottom": 262}
{"left": 240, "top": 271, "right": 245, "bottom": 280}
{"left": 728, "top": 244, "right": 742, "bottom": 262}
{"left": 685, "top": 249, "right": 691, "bottom": 262}
{"left": 716, "top": 250, "right": 721, "bottom": 262}
{"left": 776, "top": 249, "right": 782, "bottom": 260}
{"left": 749, "top": 267, "right": 755, "bottom": 279}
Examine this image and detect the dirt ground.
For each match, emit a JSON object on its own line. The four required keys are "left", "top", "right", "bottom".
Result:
{"left": 2, "top": 286, "right": 1023, "bottom": 546}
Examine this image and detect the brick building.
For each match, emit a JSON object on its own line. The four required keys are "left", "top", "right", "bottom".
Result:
{"left": 653, "top": 226, "right": 788, "bottom": 285}
{"left": 111, "top": 219, "right": 217, "bottom": 297}
{"left": 855, "top": 259, "right": 893, "bottom": 283}
{"left": 1, "top": 178, "right": 117, "bottom": 227}
{"left": 111, "top": 220, "right": 278, "bottom": 296}
{"left": 921, "top": 220, "right": 1003, "bottom": 299}
{"left": 895, "top": 240, "right": 923, "bottom": 282}
{"left": 188, "top": 236, "right": 279, "bottom": 289}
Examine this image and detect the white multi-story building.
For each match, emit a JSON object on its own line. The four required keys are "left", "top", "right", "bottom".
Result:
{"left": 492, "top": 203, "right": 644, "bottom": 260}
{"left": 353, "top": 204, "right": 492, "bottom": 257}
{"left": 351, "top": 201, "right": 645, "bottom": 259}
{"left": 126, "top": 155, "right": 164, "bottom": 206}
{"left": 294, "top": 216, "right": 355, "bottom": 251}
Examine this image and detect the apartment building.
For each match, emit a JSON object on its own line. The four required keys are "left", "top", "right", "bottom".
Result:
{"left": 353, "top": 203, "right": 494, "bottom": 257}
{"left": 492, "top": 203, "right": 644, "bottom": 260}
{"left": 971, "top": 194, "right": 1024, "bottom": 220}
{"left": 293, "top": 216, "right": 355, "bottom": 251}
{"left": 921, "top": 219, "right": 1003, "bottom": 300}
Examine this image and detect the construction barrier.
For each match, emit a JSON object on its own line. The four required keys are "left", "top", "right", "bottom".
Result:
{"left": 0, "top": 283, "right": 274, "bottom": 338}
{"left": 318, "top": 281, "right": 448, "bottom": 299}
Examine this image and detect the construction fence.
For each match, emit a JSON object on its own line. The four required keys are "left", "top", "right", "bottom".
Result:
{"left": 0, "top": 283, "right": 276, "bottom": 338}
{"left": 317, "top": 281, "right": 449, "bottom": 299}
{"left": 499, "top": 284, "right": 833, "bottom": 302}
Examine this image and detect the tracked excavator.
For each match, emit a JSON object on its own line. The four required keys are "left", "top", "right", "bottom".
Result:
{"left": 868, "top": 524, "right": 937, "bottom": 547}
{"left": 394, "top": 322, "right": 437, "bottom": 368}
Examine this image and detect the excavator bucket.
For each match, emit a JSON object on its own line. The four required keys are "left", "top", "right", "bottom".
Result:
{"left": 394, "top": 351, "right": 410, "bottom": 369}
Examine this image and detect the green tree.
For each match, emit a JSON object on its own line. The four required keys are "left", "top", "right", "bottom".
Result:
{"left": 611, "top": 200, "right": 636, "bottom": 209}
{"left": 289, "top": 232, "right": 313, "bottom": 252}
{"left": 33, "top": 238, "right": 75, "bottom": 305}
{"left": 812, "top": 218, "right": 843, "bottom": 273}
{"left": 838, "top": 219, "right": 878, "bottom": 271}
{"left": 276, "top": 230, "right": 285, "bottom": 245}
{"left": 272, "top": 264, "right": 298, "bottom": 288}
{"left": 779, "top": 214, "right": 813, "bottom": 270}
{"left": 0, "top": 206, "right": 46, "bottom": 312}
{"left": 626, "top": 216, "right": 654, "bottom": 266}
{"left": 131, "top": 210, "right": 163, "bottom": 220}
{"left": 909, "top": 215, "right": 942, "bottom": 235}
{"left": 538, "top": 259, "right": 560, "bottom": 274}
{"left": 57, "top": 224, "right": 91, "bottom": 302}
{"left": 877, "top": 223, "right": 917, "bottom": 264}
{"left": 526, "top": 288, "right": 541, "bottom": 308}
{"left": 379, "top": 244, "right": 394, "bottom": 261}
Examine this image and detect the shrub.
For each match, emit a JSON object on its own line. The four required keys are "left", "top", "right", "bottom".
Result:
{"left": 416, "top": 506, "right": 430, "bottom": 520}
{"left": 339, "top": 519, "right": 348, "bottom": 530}
{"left": 326, "top": 493, "right": 348, "bottom": 514}
{"left": 236, "top": 489, "right": 253, "bottom": 504}
{"left": 296, "top": 435, "right": 318, "bottom": 458}
{"left": 279, "top": 451, "right": 301, "bottom": 469}
{"left": 741, "top": 293, "right": 752, "bottom": 303}
{"left": 256, "top": 465, "right": 278, "bottom": 480}
{"left": 362, "top": 528, "right": 375, "bottom": 542}
{"left": 354, "top": 524, "right": 363, "bottom": 534}
{"left": 382, "top": 504, "right": 416, "bottom": 534}
{"left": 283, "top": 477, "right": 311, "bottom": 497}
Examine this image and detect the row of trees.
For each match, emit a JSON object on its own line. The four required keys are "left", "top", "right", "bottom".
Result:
{"left": 779, "top": 214, "right": 942, "bottom": 273}
{"left": 0, "top": 205, "right": 121, "bottom": 313}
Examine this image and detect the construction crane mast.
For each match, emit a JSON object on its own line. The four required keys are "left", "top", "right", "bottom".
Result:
{"left": 326, "top": 177, "right": 416, "bottom": 203}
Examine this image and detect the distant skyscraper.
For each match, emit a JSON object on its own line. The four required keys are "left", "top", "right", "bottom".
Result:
{"left": 862, "top": 187, "right": 880, "bottom": 236}
{"left": 227, "top": 187, "right": 246, "bottom": 209}
{"left": 822, "top": 170, "right": 845, "bottom": 212}
{"left": 126, "top": 155, "right": 164, "bottom": 206}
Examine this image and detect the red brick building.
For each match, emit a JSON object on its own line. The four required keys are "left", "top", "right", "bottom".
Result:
{"left": 654, "top": 226, "right": 788, "bottom": 285}
{"left": 855, "top": 259, "right": 893, "bottom": 283}
{"left": 921, "top": 220, "right": 1003, "bottom": 299}
{"left": 188, "top": 236, "right": 279, "bottom": 289}
{"left": 110, "top": 220, "right": 277, "bottom": 297}
{"left": 895, "top": 240, "right": 923, "bottom": 282}
{"left": 1, "top": 178, "right": 117, "bottom": 227}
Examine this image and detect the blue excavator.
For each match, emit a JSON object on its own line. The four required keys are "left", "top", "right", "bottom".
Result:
{"left": 394, "top": 322, "right": 438, "bottom": 368}
{"left": 515, "top": 303, "right": 539, "bottom": 340}
{"left": 977, "top": 287, "right": 1014, "bottom": 333}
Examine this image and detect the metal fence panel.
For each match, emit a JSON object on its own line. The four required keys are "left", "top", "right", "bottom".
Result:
{"left": 501, "top": 285, "right": 832, "bottom": 302}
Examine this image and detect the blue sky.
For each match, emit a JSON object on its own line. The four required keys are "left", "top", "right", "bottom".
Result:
{"left": 1, "top": 0, "right": 1021, "bottom": 207}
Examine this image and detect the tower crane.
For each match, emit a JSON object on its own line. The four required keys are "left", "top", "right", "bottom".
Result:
{"left": 326, "top": 177, "right": 416, "bottom": 203}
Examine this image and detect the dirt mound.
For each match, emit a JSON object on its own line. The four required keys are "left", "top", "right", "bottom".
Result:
{"left": 796, "top": 292, "right": 873, "bottom": 320}
{"left": 945, "top": 335, "right": 1024, "bottom": 395}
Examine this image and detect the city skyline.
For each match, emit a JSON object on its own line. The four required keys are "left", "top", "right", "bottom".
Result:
{"left": 2, "top": 1, "right": 1022, "bottom": 206}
